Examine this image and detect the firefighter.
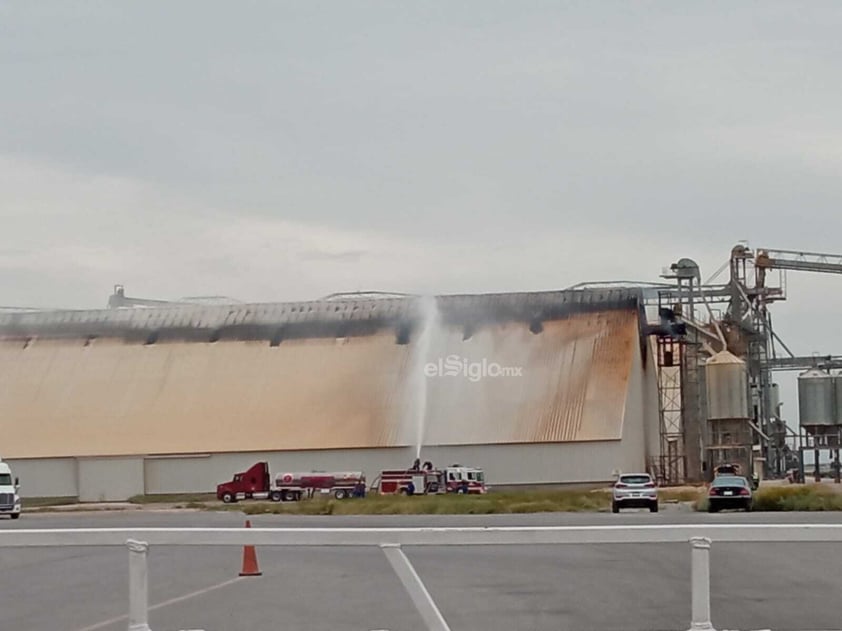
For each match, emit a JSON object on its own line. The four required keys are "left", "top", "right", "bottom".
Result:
{"left": 411, "top": 458, "right": 421, "bottom": 471}
{"left": 406, "top": 480, "right": 416, "bottom": 496}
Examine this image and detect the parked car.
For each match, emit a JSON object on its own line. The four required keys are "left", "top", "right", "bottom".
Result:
{"left": 612, "top": 473, "right": 658, "bottom": 513}
{"left": 707, "top": 475, "right": 752, "bottom": 513}
{"left": 714, "top": 463, "right": 759, "bottom": 490}
{"left": 714, "top": 463, "right": 740, "bottom": 477}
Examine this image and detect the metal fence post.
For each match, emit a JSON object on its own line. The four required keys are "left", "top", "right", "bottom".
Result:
{"left": 127, "top": 539, "right": 152, "bottom": 631}
{"left": 381, "top": 543, "right": 451, "bottom": 631}
{"left": 688, "top": 536, "right": 715, "bottom": 631}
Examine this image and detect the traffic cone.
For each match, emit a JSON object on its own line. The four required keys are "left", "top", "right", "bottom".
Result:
{"left": 239, "top": 520, "right": 262, "bottom": 577}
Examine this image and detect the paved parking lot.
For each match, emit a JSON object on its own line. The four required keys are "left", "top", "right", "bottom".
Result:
{"left": 1, "top": 510, "right": 840, "bottom": 631}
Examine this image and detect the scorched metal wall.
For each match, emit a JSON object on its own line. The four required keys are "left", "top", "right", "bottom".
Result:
{"left": 0, "top": 310, "right": 639, "bottom": 458}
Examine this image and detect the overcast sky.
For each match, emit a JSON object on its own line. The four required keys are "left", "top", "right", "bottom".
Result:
{"left": 2, "top": 2, "right": 842, "bottom": 417}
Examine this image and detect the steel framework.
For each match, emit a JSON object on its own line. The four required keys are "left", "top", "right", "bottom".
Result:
{"left": 649, "top": 243, "right": 842, "bottom": 482}
{"left": 651, "top": 334, "right": 685, "bottom": 485}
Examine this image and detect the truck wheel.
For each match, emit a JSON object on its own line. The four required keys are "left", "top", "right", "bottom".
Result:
{"left": 282, "top": 491, "right": 295, "bottom": 502}
{"left": 10, "top": 513, "right": 20, "bottom": 520}
{"left": 270, "top": 491, "right": 282, "bottom": 502}
{"left": 222, "top": 492, "right": 236, "bottom": 504}
{"left": 334, "top": 489, "right": 347, "bottom": 500}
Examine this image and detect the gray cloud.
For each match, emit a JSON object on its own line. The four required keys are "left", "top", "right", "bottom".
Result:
{"left": 1, "top": 0, "right": 841, "bottom": 347}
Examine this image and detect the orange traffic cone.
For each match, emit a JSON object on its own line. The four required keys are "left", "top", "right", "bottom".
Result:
{"left": 239, "top": 520, "right": 262, "bottom": 577}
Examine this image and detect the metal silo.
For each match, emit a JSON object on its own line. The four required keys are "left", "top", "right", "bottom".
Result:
{"left": 705, "top": 351, "right": 750, "bottom": 420}
{"left": 797, "top": 368, "right": 835, "bottom": 428}
{"left": 835, "top": 374, "right": 842, "bottom": 425}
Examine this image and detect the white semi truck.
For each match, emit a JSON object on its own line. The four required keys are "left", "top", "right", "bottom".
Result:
{"left": 0, "top": 459, "right": 21, "bottom": 519}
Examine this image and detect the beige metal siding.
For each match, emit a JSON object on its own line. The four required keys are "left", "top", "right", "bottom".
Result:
{"left": 143, "top": 444, "right": 629, "bottom": 495}
{"left": 3, "top": 458, "right": 78, "bottom": 498}
{"left": 77, "top": 457, "right": 144, "bottom": 502}
{"left": 0, "top": 309, "right": 639, "bottom": 459}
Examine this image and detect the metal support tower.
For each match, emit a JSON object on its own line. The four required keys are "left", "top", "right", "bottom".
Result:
{"left": 653, "top": 333, "right": 685, "bottom": 485}
{"left": 650, "top": 258, "right": 708, "bottom": 484}
{"left": 750, "top": 246, "right": 842, "bottom": 478}
{"left": 727, "top": 246, "right": 773, "bottom": 479}
{"left": 674, "top": 260, "right": 706, "bottom": 483}
{"left": 683, "top": 337, "right": 706, "bottom": 482}
{"left": 648, "top": 243, "right": 842, "bottom": 482}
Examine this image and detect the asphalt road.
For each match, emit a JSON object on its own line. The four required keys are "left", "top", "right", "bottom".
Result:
{"left": 1, "top": 509, "right": 841, "bottom": 631}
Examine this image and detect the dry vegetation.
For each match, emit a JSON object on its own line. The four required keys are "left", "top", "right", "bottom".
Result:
{"left": 29, "top": 484, "right": 842, "bottom": 515}
{"left": 693, "top": 483, "right": 842, "bottom": 512}
{"left": 21, "top": 496, "right": 78, "bottom": 508}
{"left": 127, "top": 493, "right": 217, "bottom": 505}
{"left": 219, "top": 489, "right": 613, "bottom": 516}
{"left": 218, "top": 487, "right": 703, "bottom": 516}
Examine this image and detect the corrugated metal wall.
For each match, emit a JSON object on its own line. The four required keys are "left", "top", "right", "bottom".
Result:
{"left": 77, "top": 457, "right": 144, "bottom": 502}
{"left": 2, "top": 316, "right": 658, "bottom": 499}
{"left": 0, "top": 310, "right": 638, "bottom": 459}
{"left": 7, "top": 440, "right": 643, "bottom": 498}
{"left": 141, "top": 443, "right": 639, "bottom": 494}
{"left": 5, "top": 458, "right": 78, "bottom": 499}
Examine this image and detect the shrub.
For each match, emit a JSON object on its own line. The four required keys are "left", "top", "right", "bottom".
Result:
{"left": 692, "top": 484, "right": 842, "bottom": 512}
{"left": 211, "top": 488, "right": 615, "bottom": 515}
{"left": 752, "top": 485, "right": 842, "bottom": 511}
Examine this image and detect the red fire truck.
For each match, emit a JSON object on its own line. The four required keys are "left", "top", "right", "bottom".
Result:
{"left": 377, "top": 464, "right": 487, "bottom": 495}
{"left": 216, "top": 462, "right": 366, "bottom": 503}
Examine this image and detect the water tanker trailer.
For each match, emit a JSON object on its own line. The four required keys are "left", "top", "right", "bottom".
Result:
{"left": 216, "top": 462, "right": 366, "bottom": 503}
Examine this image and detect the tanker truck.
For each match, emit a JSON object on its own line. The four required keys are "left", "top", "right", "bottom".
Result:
{"left": 216, "top": 462, "right": 366, "bottom": 503}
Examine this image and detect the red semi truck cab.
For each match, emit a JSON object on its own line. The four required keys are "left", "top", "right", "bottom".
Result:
{"left": 216, "top": 462, "right": 271, "bottom": 503}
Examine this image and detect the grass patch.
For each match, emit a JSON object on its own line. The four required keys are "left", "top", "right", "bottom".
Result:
{"left": 211, "top": 488, "right": 613, "bottom": 516}
{"left": 127, "top": 493, "right": 216, "bottom": 505}
{"left": 752, "top": 485, "right": 842, "bottom": 511}
{"left": 22, "top": 496, "right": 78, "bottom": 508}
{"left": 693, "top": 484, "right": 842, "bottom": 512}
{"left": 28, "top": 505, "right": 133, "bottom": 514}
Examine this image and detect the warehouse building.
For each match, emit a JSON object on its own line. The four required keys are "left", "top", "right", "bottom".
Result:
{"left": 0, "top": 288, "right": 659, "bottom": 500}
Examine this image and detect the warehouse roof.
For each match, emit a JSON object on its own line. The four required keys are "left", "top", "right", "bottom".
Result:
{"left": 0, "top": 287, "right": 643, "bottom": 342}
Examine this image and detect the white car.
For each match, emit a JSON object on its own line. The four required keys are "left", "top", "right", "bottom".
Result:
{"left": 612, "top": 473, "right": 658, "bottom": 513}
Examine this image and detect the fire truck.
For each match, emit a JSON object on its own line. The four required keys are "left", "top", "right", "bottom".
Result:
{"left": 216, "top": 462, "right": 366, "bottom": 503}
{"left": 376, "top": 463, "right": 487, "bottom": 495}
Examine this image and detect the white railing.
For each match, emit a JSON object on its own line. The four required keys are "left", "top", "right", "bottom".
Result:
{"left": 3, "top": 524, "right": 842, "bottom": 631}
